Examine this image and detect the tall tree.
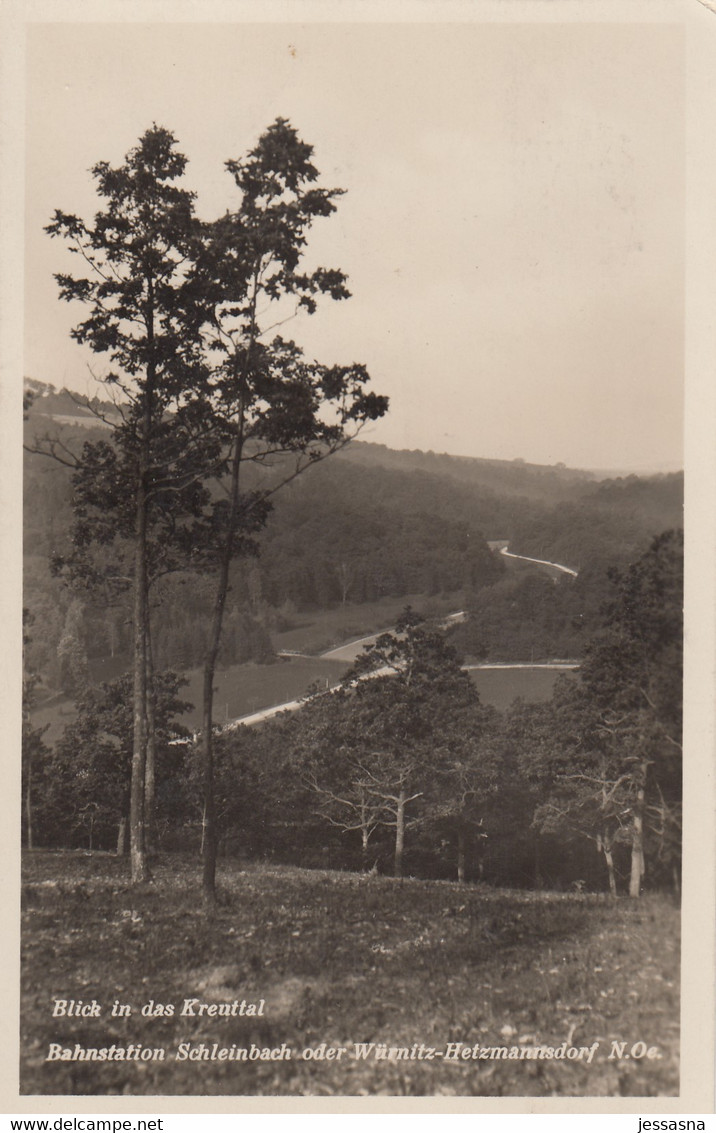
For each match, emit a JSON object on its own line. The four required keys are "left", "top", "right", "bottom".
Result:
{"left": 517, "top": 530, "right": 683, "bottom": 896}
{"left": 39, "top": 126, "right": 221, "bottom": 881}
{"left": 579, "top": 529, "right": 683, "bottom": 896}
{"left": 193, "top": 119, "right": 388, "bottom": 904}
{"left": 34, "top": 122, "right": 387, "bottom": 892}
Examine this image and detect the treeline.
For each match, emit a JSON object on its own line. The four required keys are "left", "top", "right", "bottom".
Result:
{"left": 24, "top": 531, "right": 683, "bottom": 898}
{"left": 333, "top": 442, "right": 598, "bottom": 503}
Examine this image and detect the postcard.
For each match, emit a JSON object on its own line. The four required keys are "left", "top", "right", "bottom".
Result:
{"left": 3, "top": 0, "right": 714, "bottom": 1117}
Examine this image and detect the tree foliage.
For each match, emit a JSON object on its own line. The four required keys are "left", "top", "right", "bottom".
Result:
{"left": 516, "top": 530, "right": 683, "bottom": 895}
{"left": 38, "top": 672, "right": 192, "bottom": 851}
{"left": 299, "top": 609, "right": 487, "bottom": 877}
{"left": 184, "top": 118, "right": 387, "bottom": 902}
{"left": 35, "top": 121, "right": 387, "bottom": 890}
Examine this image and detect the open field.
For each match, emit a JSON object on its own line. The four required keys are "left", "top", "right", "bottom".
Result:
{"left": 30, "top": 660, "right": 571, "bottom": 743}
{"left": 28, "top": 593, "right": 463, "bottom": 745}
{"left": 21, "top": 852, "right": 679, "bottom": 1097}
{"left": 31, "top": 590, "right": 568, "bottom": 740}
{"left": 183, "top": 657, "right": 348, "bottom": 729}
{"left": 269, "top": 591, "right": 464, "bottom": 656}
{"left": 185, "top": 656, "right": 571, "bottom": 729}
{"left": 30, "top": 661, "right": 569, "bottom": 740}
{"left": 468, "top": 666, "right": 570, "bottom": 710}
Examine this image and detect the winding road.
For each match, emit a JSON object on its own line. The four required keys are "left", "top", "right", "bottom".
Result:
{"left": 499, "top": 545, "right": 579, "bottom": 578}
{"left": 226, "top": 542, "right": 579, "bottom": 728}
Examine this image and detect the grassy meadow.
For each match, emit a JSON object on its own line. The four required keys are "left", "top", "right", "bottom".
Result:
{"left": 21, "top": 852, "right": 679, "bottom": 1098}
{"left": 468, "top": 667, "right": 568, "bottom": 711}
{"left": 31, "top": 589, "right": 570, "bottom": 741}
{"left": 270, "top": 592, "right": 464, "bottom": 655}
{"left": 31, "top": 659, "right": 566, "bottom": 744}
{"left": 183, "top": 653, "right": 568, "bottom": 729}
{"left": 28, "top": 593, "right": 462, "bottom": 744}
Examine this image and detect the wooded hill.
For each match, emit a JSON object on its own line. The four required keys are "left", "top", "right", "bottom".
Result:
{"left": 24, "top": 380, "right": 683, "bottom": 691}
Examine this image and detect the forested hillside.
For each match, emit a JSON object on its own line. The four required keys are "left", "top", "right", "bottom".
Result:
{"left": 332, "top": 442, "right": 597, "bottom": 502}
{"left": 24, "top": 381, "right": 683, "bottom": 692}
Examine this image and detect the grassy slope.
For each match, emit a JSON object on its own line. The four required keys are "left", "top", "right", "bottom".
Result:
{"left": 21, "top": 854, "right": 679, "bottom": 1098}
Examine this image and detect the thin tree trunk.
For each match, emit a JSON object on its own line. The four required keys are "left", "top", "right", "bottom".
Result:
{"left": 604, "top": 848, "right": 617, "bottom": 897}
{"left": 629, "top": 764, "right": 647, "bottom": 898}
{"left": 629, "top": 812, "right": 645, "bottom": 898}
{"left": 394, "top": 789, "right": 406, "bottom": 879}
{"left": 202, "top": 430, "right": 244, "bottom": 907}
{"left": 130, "top": 511, "right": 149, "bottom": 882}
{"left": 116, "top": 817, "right": 127, "bottom": 856}
{"left": 25, "top": 759, "right": 33, "bottom": 851}
{"left": 598, "top": 830, "right": 618, "bottom": 897}
{"left": 534, "top": 833, "right": 543, "bottom": 889}
{"left": 201, "top": 661, "right": 218, "bottom": 903}
{"left": 457, "top": 826, "right": 466, "bottom": 884}
{"left": 129, "top": 363, "right": 153, "bottom": 885}
{"left": 360, "top": 794, "right": 370, "bottom": 871}
{"left": 201, "top": 279, "right": 259, "bottom": 908}
{"left": 144, "top": 620, "right": 156, "bottom": 854}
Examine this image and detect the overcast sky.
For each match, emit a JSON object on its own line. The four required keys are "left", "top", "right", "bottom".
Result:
{"left": 24, "top": 19, "right": 684, "bottom": 472}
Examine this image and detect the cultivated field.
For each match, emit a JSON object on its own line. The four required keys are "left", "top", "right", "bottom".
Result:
{"left": 182, "top": 656, "right": 348, "bottom": 728}
{"left": 21, "top": 852, "right": 679, "bottom": 1098}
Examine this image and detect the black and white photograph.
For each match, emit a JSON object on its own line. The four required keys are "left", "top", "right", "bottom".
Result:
{"left": 6, "top": 0, "right": 716, "bottom": 1112}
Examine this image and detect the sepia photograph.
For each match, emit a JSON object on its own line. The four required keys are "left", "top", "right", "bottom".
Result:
{"left": 6, "top": 0, "right": 715, "bottom": 1112}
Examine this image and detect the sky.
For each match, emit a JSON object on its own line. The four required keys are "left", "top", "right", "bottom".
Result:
{"left": 23, "top": 18, "right": 685, "bottom": 472}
